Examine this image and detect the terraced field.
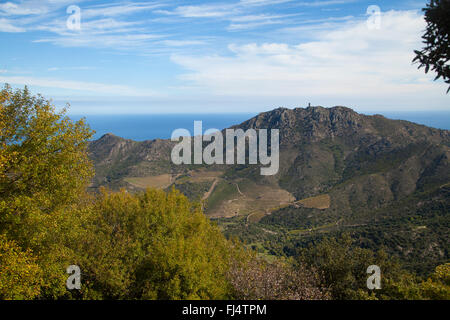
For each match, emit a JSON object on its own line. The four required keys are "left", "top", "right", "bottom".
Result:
{"left": 123, "top": 168, "right": 331, "bottom": 225}
{"left": 246, "top": 193, "right": 331, "bottom": 223}
{"left": 294, "top": 194, "right": 331, "bottom": 209}
{"left": 124, "top": 174, "right": 173, "bottom": 189}
{"left": 206, "top": 178, "right": 295, "bottom": 218}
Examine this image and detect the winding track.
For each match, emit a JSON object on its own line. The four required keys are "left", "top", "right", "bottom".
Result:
{"left": 202, "top": 178, "right": 219, "bottom": 201}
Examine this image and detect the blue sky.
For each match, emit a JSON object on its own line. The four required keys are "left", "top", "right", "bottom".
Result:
{"left": 0, "top": 0, "right": 448, "bottom": 114}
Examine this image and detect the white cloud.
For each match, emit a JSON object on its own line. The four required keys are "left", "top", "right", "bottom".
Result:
{"left": 18, "top": 1, "right": 174, "bottom": 50}
{"left": 230, "top": 13, "right": 296, "bottom": 22}
{"left": 47, "top": 66, "right": 95, "bottom": 72}
{"left": 35, "top": 33, "right": 165, "bottom": 49}
{"left": 37, "top": 18, "right": 143, "bottom": 35}
{"left": 239, "top": 0, "right": 293, "bottom": 6}
{"left": 228, "top": 20, "right": 284, "bottom": 30}
{"left": 156, "top": 0, "right": 351, "bottom": 31}
{"left": 0, "top": 75, "right": 151, "bottom": 96}
{"left": 160, "top": 40, "right": 206, "bottom": 47}
{"left": 156, "top": 0, "right": 295, "bottom": 19}
{"left": 82, "top": 2, "right": 165, "bottom": 19}
{"left": 34, "top": 15, "right": 165, "bottom": 49}
{"left": 1, "top": 1, "right": 167, "bottom": 49}
{"left": 0, "top": 17, "right": 25, "bottom": 32}
{"left": 227, "top": 13, "right": 301, "bottom": 30}
{"left": 171, "top": 10, "right": 448, "bottom": 110}
{"left": 167, "top": 4, "right": 236, "bottom": 18}
{"left": 239, "top": 0, "right": 353, "bottom": 7}
{"left": 0, "top": 0, "right": 83, "bottom": 16}
{"left": 0, "top": 0, "right": 84, "bottom": 33}
{"left": 298, "top": 0, "right": 355, "bottom": 7}
{"left": 0, "top": 1, "right": 47, "bottom": 15}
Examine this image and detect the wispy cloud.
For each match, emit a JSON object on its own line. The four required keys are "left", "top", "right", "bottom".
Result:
{"left": 82, "top": 2, "right": 165, "bottom": 18}
{"left": 0, "top": 2, "right": 45, "bottom": 15}
{"left": 159, "top": 39, "right": 206, "bottom": 47}
{"left": 0, "top": 1, "right": 170, "bottom": 49}
{"left": 157, "top": 4, "right": 236, "bottom": 18}
{"left": 34, "top": 32, "right": 166, "bottom": 49}
{"left": 292, "top": 0, "right": 356, "bottom": 7}
{"left": 227, "top": 19, "right": 286, "bottom": 31}
{"left": 1, "top": 0, "right": 353, "bottom": 48}
{"left": 171, "top": 10, "right": 448, "bottom": 108}
{"left": 226, "top": 12, "right": 303, "bottom": 30}
{"left": 0, "top": 74, "right": 152, "bottom": 96}
{"left": 277, "top": 15, "right": 355, "bottom": 34}
{"left": 47, "top": 66, "right": 95, "bottom": 72}
{"left": 0, "top": 17, "right": 25, "bottom": 32}
{"left": 239, "top": 0, "right": 294, "bottom": 6}
{"left": 0, "top": 0, "right": 83, "bottom": 16}
{"left": 158, "top": 0, "right": 353, "bottom": 19}
{"left": 3, "top": 0, "right": 443, "bottom": 111}
{"left": 157, "top": 1, "right": 304, "bottom": 31}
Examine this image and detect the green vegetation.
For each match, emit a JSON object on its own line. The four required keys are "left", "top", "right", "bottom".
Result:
{"left": 74, "top": 187, "right": 233, "bottom": 299}
{"left": 168, "top": 180, "right": 213, "bottom": 202}
{"left": 205, "top": 180, "right": 239, "bottom": 213}
{"left": 413, "top": 0, "right": 450, "bottom": 93}
{"left": 0, "top": 234, "right": 42, "bottom": 300}
{"left": 296, "top": 234, "right": 450, "bottom": 300}
{"left": 1, "top": 86, "right": 448, "bottom": 300}
{"left": 0, "top": 85, "right": 94, "bottom": 298}
{"left": 0, "top": 86, "right": 233, "bottom": 299}
{"left": 221, "top": 184, "right": 449, "bottom": 277}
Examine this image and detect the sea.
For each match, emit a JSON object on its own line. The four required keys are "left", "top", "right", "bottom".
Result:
{"left": 69, "top": 111, "right": 450, "bottom": 141}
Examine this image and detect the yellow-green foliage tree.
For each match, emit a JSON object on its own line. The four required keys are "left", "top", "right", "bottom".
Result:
{"left": 0, "top": 85, "right": 94, "bottom": 298}
{"left": 383, "top": 263, "right": 450, "bottom": 300}
{"left": 0, "top": 85, "right": 239, "bottom": 300}
{"left": 420, "top": 263, "right": 450, "bottom": 300}
{"left": 74, "top": 188, "right": 233, "bottom": 300}
{"left": 0, "top": 234, "right": 42, "bottom": 299}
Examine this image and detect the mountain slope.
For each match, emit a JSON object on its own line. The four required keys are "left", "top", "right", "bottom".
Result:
{"left": 88, "top": 107, "right": 450, "bottom": 273}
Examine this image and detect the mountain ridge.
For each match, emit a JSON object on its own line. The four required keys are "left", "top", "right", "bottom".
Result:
{"left": 87, "top": 106, "right": 450, "bottom": 273}
{"left": 88, "top": 106, "right": 450, "bottom": 200}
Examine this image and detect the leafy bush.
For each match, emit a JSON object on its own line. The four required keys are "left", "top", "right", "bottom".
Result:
{"left": 76, "top": 187, "right": 234, "bottom": 299}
